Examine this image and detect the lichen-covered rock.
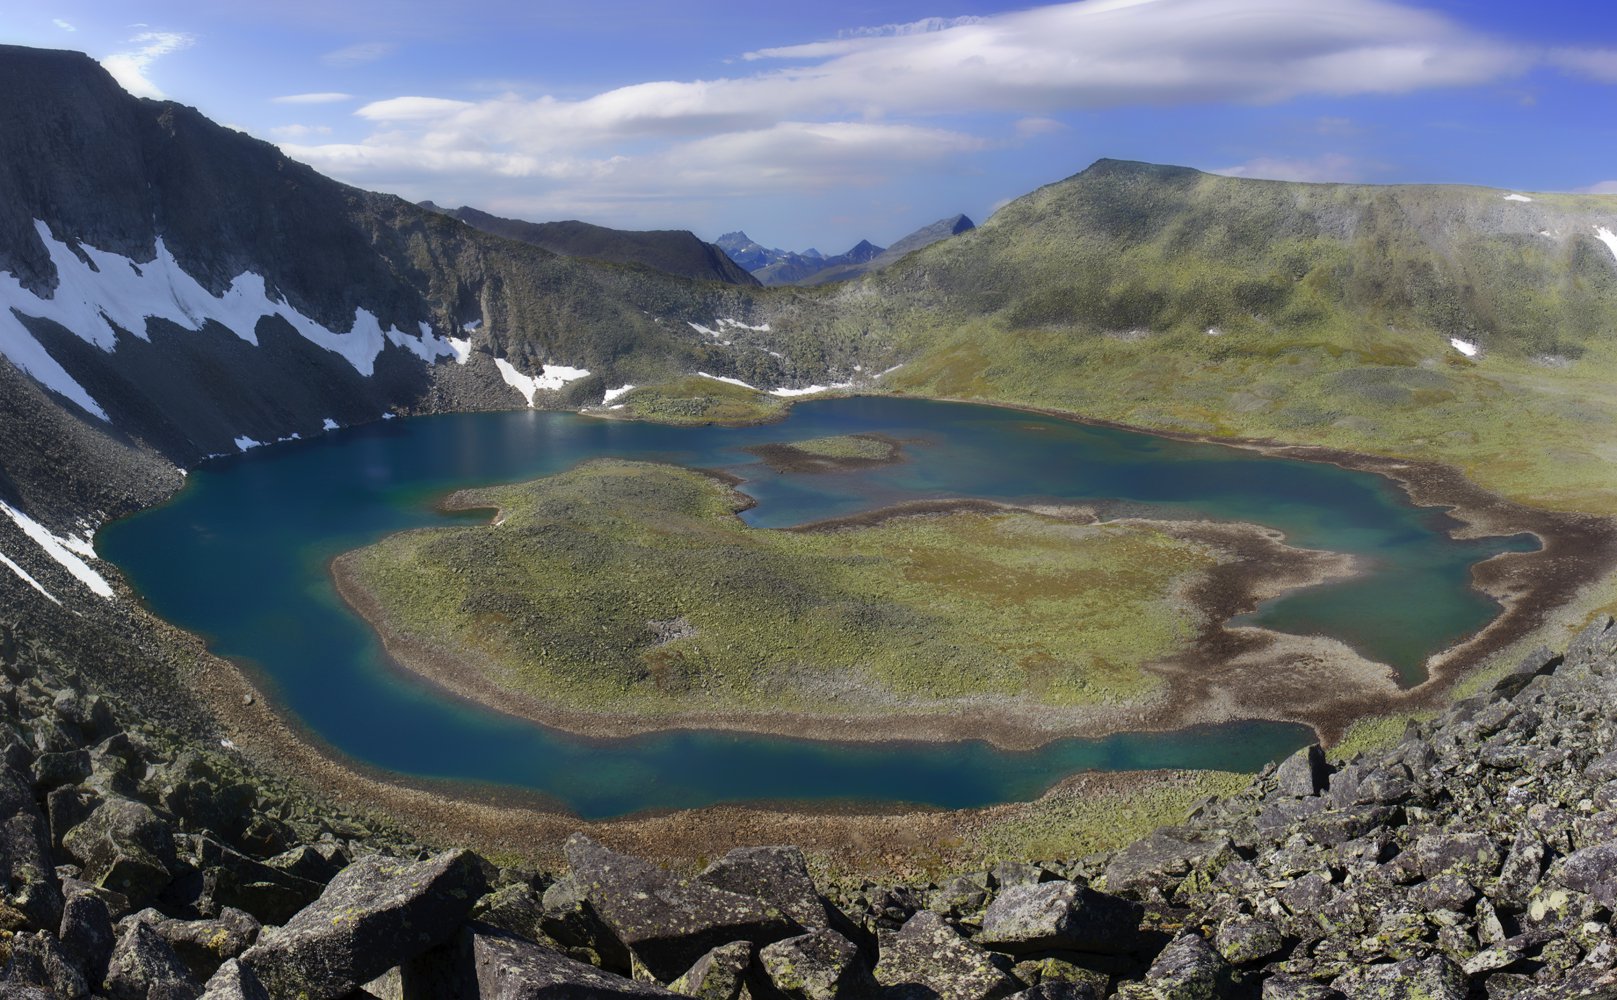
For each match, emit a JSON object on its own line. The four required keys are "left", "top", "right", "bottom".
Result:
{"left": 1145, "top": 933, "right": 1227, "bottom": 1000}
{"left": 1274, "top": 745, "right": 1330, "bottom": 798}
{"left": 698, "top": 846, "right": 832, "bottom": 933}
{"left": 759, "top": 928, "right": 875, "bottom": 1000}
{"left": 145, "top": 907, "right": 260, "bottom": 982}
{"left": 104, "top": 921, "right": 201, "bottom": 1000}
{"left": 197, "top": 960, "right": 269, "bottom": 1000}
{"left": 238, "top": 848, "right": 487, "bottom": 1000}
{"left": 0, "top": 785, "right": 63, "bottom": 932}
{"left": 1212, "top": 915, "right": 1282, "bottom": 966}
{"left": 671, "top": 941, "right": 754, "bottom": 1000}
{"left": 539, "top": 875, "right": 632, "bottom": 971}
{"left": 459, "top": 924, "right": 681, "bottom": 999}
{"left": 59, "top": 888, "right": 115, "bottom": 985}
{"left": 874, "top": 911, "right": 1018, "bottom": 1000}
{"left": 61, "top": 798, "right": 176, "bottom": 907}
{"left": 1103, "top": 831, "right": 1234, "bottom": 898}
{"left": 3, "top": 930, "right": 89, "bottom": 999}
{"left": 975, "top": 881, "right": 1143, "bottom": 955}
{"left": 1259, "top": 975, "right": 1342, "bottom": 999}
{"left": 1551, "top": 843, "right": 1617, "bottom": 908}
{"left": 1004, "top": 984, "right": 1099, "bottom": 1000}
{"left": 566, "top": 834, "right": 799, "bottom": 982}
{"left": 1331, "top": 955, "right": 1466, "bottom": 1000}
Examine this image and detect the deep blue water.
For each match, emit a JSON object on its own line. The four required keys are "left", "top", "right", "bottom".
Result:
{"left": 98, "top": 397, "right": 1532, "bottom": 818}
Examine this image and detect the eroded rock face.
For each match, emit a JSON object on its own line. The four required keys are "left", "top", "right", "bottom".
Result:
{"left": 671, "top": 941, "right": 754, "bottom": 1000}
{"left": 238, "top": 849, "right": 487, "bottom": 1000}
{"left": 458, "top": 924, "right": 682, "bottom": 1000}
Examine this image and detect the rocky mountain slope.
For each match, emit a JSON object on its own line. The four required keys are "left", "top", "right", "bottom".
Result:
{"left": 420, "top": 205, "right": 760, "bottom": 286}
{"left": 798, "top": 215, "right": 976, "bottom": 287}
{"left": 753, "top": 240, "right": 885, "bottom": 286}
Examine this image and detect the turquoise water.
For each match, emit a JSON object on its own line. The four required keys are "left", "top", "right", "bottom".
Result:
{"left": 98, "top": 397, "right": 1532, "bottom": 818}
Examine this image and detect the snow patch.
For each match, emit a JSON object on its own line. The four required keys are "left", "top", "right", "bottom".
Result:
{"left": 462, "top": 319, "right": 482, "bottom": 332}
{"left": 322, "top": 418, "right": 339, "bottom": 431}
{"left": 768, "top": 381, "right": 854, "bottom": 397}
{"left": 1205, "top": 326, "right": 1223, "bottom": 337}
{"left": 696, "top": 372, "right": 758, "bottom": 390}
{"left": 1503, "top": 194, "right": 1533, "bottom": 202}
{"left": 687, "top": 322, "right": 721, "bottom": 338}
{"left": 495, "top": 359, "right": 591, "bottom": 406}
{"left": 0, "top": 550, "right": 58, "bottom": 604}
{"left": 718, "top": 317, "right": 770, "bottom": 332}
{"left": 235, "top": 436, "right": 263, "bottom": 451}
{"left": 689, "top": 318, "right": 771, "bottom": 339}
{"left": 0, "top": 501, "right": 113, "bottom": 599}
{"left": 446, "top": 337, "right": 473, "bottom": 365}
{"left": 1449, "top": 337, "right": 1480, "bottom": 358}
{"left": 1594, "top": 226, "right": 1617, "bottom": 263}
{"left": 0, "top": 221, "right": 464, "bottom": 415}
{"left": 877, "top": 364, "right": 905, "bottom": 378}
{"left": 601, "top": 384, "right": 636, "bottom": 404}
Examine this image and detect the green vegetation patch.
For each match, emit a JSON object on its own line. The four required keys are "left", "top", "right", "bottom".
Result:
{"left": 617, "top": 376, "right": 786, "bottom": 425}
{"left": 345, "top": 460, "right": 1218, "bottom": 721}
{"left": 746, "top": 434, "right": 902, "bottom": 473}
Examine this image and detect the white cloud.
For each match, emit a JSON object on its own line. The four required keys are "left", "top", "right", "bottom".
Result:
{"left": 1212, "top": 154, "right": 1367, "bottom": 184}
{"left": 101, "top": 31, "right": 194, "bottom": 100}
{"left": 1550, "top": 48, "right": 1617, "bottom": 83}
{"left": 279, "top": 0, "right": 1525, "bottom": 222}
{"left": 1014, "top": 116, "right": 1068, "bottom": 139}
{"left": 267, "top": 124, "right": 334, "bottom": 139}
{"left": 323, "top": 42, "right": 392, "bottom": 68}
{"left": 271, "top": 92, "right": 354, "bottom": 105}
{"left": 53, "top": 19, "right": 76, "bottom": 32}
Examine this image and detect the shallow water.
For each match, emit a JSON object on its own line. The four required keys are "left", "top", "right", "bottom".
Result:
{"left": 98, "top": 397, "right": 1532, "bottom": 818}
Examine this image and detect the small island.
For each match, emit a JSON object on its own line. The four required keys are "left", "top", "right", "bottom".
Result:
{"left": 746, "top": 433, "right": 904, "bottom": 473}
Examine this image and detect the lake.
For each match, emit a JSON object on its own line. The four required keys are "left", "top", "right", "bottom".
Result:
{"left": 98, "top": 396, "right": 1532, "bottom": 818}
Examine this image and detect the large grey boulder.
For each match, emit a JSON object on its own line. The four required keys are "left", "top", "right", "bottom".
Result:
{"left": 874, "top": 911, "right": 1019, "bottom": 1000}
{"left": 104, "top": 921, "right": 201, "bottom": 1000}
{"left": 1142, "top": 933, "right": 1227, "bottom": 1000}
{"left": 3, "top": 930, "right": 89, "bottom": 999}
{"left": 671, "top": 941, "right": 754, "bottom": 1000}
{"left": 456, "top": 923, "right": 681, "bottom": 999}
{"left": 697, "top": 847, "right": 833, "bottom": 933}
{"left": 1, "top": 798, "right": 63, "bottom": 931}
{"left": 61, "top": 798, "right": 176, "bottom": 907}
{"left": 760, "top": 928, "right": 877, "bottom": 1000}
{"left": 59, "top": 889, "right": 116, "bottom": 985}
{"left": 975, "top": 882, "right": 1143, "bottom": 955}
{"left": 239, "top": 848, "right": 487, "bottom": 1000}
{"left": 1102, "top": 832, "right": 1234, "bottom": 898}
{"left": 1332, "top": 956, "right": 1466, "bottom": 1000}
{"left": 197, "top": 961, "right": 269, "bottom": 1000}
{"left": 565, "top": 834, "right": 799, "bottom": 982}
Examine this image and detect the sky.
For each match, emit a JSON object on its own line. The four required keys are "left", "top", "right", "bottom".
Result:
{"left": 5, "top": 1, "right": 1616, "bottom": 254}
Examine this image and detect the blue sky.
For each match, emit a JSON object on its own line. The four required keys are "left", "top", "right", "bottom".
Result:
{"left": 6, "top": 1, "right": 1615, "bottom": 253}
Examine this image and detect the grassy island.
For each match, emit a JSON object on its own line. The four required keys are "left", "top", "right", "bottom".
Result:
{"left": 338, "top": 460, "right": 1223, "bottom": 729}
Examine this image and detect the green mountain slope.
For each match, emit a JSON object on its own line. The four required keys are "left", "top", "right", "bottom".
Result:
{"left": 855, "top": 160, "right": 1617, "bottom": 512}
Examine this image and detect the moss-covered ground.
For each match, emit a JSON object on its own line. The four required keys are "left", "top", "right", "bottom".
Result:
{"left": 344, "top": 460, "right": 1219, "bottom": 721}
{"left": 615, "top": 376, "right": 785, "bottom": 425}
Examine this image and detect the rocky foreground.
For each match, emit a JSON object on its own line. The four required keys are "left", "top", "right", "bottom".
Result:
{"left": 2, "top": 619, "right": 1616, "bottom": 999}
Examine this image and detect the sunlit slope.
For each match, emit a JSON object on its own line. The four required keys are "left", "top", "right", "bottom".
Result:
{"left": 868, "top": 160, "right": 1617, "bottom": 512}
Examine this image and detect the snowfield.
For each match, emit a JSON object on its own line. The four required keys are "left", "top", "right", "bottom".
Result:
{"left": 1594, "top": 226, "right": 1617, "bottom": 263}
{"left": 494, "top": 358, "right": 591, "bottom": 406}
{"left": 1449, "top": 337, "right": 1480, "bottom": 358}
{"left": 0, "top": 221, "right": 464, "bottom": 420}
{"left": 0, "top": 500, "right": 113, "bottom": 599}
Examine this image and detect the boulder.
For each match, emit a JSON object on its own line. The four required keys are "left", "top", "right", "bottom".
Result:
{"left": 1553, "top": 843, "right": 1617, "bottom": 908}
{"left": 976, "top": 882, "right": 1143, "bottom": 956}
{"left": 671, "top": 941, "right": 754, "bottom": 1000}
{"left": 1211, "top": 916, "right": 1283, "bottom": 966}
{"left": 1142, "top": 933, "right": 1227, "bottom": 1000}
{"left": 760, "top": 928, "right": 877, "bottom": 1000}
{"left": 1102, "top": 832, "right": 1233, "bottom": 897}
{"left": 697, "top": 847, "right": 833, "bottom": 933}
{"left": 1332, "top": 956, "right": 1467, "bottom": 1000}
{"left": 1274, "top": 745, "right": 1330, "bottom": 798}
{"left": 0, "top": 806, "right": 62, "bottom": 932}
{"left": 3, "top": 930, "right": 89, "bottom": 999}
{"left": 565, "top": 834, "right": 799, "bottom": 982}
{"left": 61, "top": 799, "right": 176, "bottom": 906}
{"left": 59, "top": 888, "right": 116, "bottom": 985}
{"left": 239, "top": 849, "right": 487, "bottom": 1000}
{"left": 873, "top": 911, "right": 1019, "bottom": 1000}
{"left": 147, "top": 908, "right": 260, "bottom": 981}
{"left": 455, "top": 923, "right": 680, "bottom": 999}
{"left": 539, "top": 876, "right": 631, "bottom": 971}
{"left": 197, "top": 961, "right": 269, "bottom": 1000}
{"left": 1004, "top": 986, "right": 1098, "bottom": 1000}
{"left": 104, "top": 921, "right": 202, "bottom": 1000}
